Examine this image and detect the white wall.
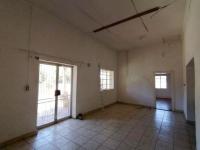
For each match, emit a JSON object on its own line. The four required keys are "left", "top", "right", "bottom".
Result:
{"left": 118, "top": 40, "right": 183, "bottom": 110}
{"left": 0, "top": 0, "right": 117, "bottom": 143}
{"left": 183, "top": 0, "right": 200, "bottom": 149}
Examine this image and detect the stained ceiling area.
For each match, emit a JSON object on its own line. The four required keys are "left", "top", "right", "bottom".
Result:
{"left": 29, "top": 0, "right": 186, "bottom": 50}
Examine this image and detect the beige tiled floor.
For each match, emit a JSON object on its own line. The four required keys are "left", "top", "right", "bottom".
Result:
{"left": 1, "top": 104, "right": 196, "bottom": 150}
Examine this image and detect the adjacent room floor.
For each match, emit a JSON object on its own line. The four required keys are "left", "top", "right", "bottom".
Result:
{"left": 156, "top": 99, "right": 172, "bottom": 111}
{"left": 2, "top": 104, "right": 195, "bottom": 150}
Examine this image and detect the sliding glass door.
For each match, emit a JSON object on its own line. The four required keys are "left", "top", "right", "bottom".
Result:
{"left": 37, "top": 62, "right": 72, "bottom": 127}
{"left": 57, "top": 66, "right": 72, "bottom": 120}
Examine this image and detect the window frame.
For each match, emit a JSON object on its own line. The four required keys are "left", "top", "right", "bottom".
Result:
{"left": 100, "top": 69, "right": 114, "bottom": 91}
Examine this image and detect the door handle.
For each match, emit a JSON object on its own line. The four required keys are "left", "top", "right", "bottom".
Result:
{"left": 55, "top": 90, "right": 61, "bottom": 96}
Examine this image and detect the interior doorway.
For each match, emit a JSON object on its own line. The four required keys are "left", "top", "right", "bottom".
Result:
{"left": 37, "top": 62, "right": 73, "bottom": 127}
{"left": 186, "top": 58, "right": 195, "bottom": 123}
{"left": 154, "top": 72, "right": 172, "bottom": 111}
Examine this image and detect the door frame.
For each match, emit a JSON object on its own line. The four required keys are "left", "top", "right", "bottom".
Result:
{"left": 153, "top": 71, "right": 175, "bottom": 111}
{"left": 37, "top": 60, "right": 73, "bottom": 129}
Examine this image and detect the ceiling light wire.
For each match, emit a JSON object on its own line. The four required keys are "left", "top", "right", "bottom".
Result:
{"left": 130, "top": 0, "right": 149, "bottom": 32}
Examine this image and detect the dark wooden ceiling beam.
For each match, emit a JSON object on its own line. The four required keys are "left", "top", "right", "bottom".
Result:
{"left": 93, "top": 6, "right": 166, "bottom": 33}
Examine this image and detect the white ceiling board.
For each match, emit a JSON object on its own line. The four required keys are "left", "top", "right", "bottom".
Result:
{"left": 108, "top": 18, "right": 147, "bottom": 44}
{"left": 29, "top": 0, "right": 185, "bottom": 51}
{"left": 140, "top": 0, "right": 185, "bottom": 37}
{"left": 30, "top": 0, "right": 99, "bottom": 32}
{"left": 134, "top": 0, "right": 171, "bottom": 12}
{"left": 72, "top": 0, "right": 104, "bottom": 27}
{"left": 91, "top": 30, "right": 135, "bottom": 50}
{"left": 76, "top": 0, "right": 137, "bottom": 25}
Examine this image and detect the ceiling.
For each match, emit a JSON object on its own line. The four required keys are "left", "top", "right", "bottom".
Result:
{"left": 29, "top": 0, "right": 186, "bottom": 50}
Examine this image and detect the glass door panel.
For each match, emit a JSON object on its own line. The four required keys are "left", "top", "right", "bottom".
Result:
{"left": 57, "top": 66, "right": 72, "bottom": 120}
{"left": 37, "top": 64, "right": 57, "bottom": 127}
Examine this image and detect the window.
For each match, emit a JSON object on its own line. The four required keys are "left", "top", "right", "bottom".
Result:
{"left": 100, "top": 69, "right": 114, "bottom": 90}
{"left": 155, "top": 75, "right": 167, "bottom": 89}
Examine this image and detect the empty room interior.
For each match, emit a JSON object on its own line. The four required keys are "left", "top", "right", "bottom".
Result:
{"left": 0, "top": 0, "right": 200, "bottom": 150}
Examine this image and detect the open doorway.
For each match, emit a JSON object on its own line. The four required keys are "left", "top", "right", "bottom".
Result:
{"left": 186, "top": 58, "right": 195, "bottom": 123}
{"left": 37, "top": 61, "right": 73, "bottom": 127}
{"left": 155, "top": 72, "right": 172, "bottom": 111}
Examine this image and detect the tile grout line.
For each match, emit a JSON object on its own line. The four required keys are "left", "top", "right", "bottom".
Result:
{"left": 133, "top": 109, "right": 154, "bottom": 150}
{"left": 153, "top": 110, "right": 166, "bottom": 150}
